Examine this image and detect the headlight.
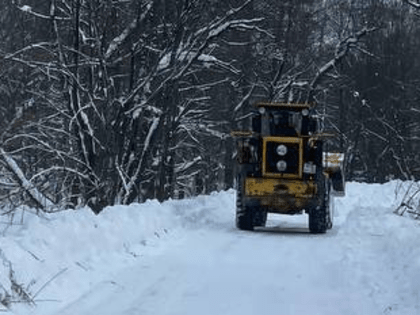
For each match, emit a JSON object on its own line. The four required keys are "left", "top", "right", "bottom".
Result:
{"left": 276, "top": 144, "right": 287, "bottom": 156}
{"left": 302, "top": 109, "right": 309, "bottom": 116}
{"left": 258, "top": 107, "right": 266, "bottom": 114}
{"left": 276, "top": 160, "right": 287, "bottom": 172}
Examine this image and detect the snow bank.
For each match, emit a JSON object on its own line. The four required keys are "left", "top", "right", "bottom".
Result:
{"left": 0, "top": 189, "right": 235, "bottom": 314}
{"left": 335, "top": 181, "right": 420, "bottom": 314}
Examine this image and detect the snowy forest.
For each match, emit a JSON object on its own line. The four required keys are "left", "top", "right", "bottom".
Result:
{"left": 1, "top": 0, "right": 420, "bottom": 213}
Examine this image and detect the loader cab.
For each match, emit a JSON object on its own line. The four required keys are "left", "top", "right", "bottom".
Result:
{"left": 251, "top": 103, "right": 319, "bottom": 137}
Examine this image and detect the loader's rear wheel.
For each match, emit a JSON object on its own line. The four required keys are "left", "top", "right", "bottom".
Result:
{"left": 326, "top": 187, "right": 334, "bottom": 230}
{"left": 254, "top": 210, "right": 267, "bottom": 227}
{"left": 309, "top": 179, "right": 330, "bottom": 234}
{"left": 235, "top": 176, "right": 254, "bottom": 231}
{"left": 236, "top": 206, "right": 254, "bottom": 231}
{"left": 309, "top": 205, "right": 328, "bottom": 234}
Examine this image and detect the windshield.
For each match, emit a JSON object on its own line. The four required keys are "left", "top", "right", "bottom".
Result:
{"left": 269, "top": 110, "right": 301, "bottom": 136}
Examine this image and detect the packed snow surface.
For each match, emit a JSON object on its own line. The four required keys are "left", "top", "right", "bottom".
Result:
{"left": 1, "top": 182, "right": 420, "bottom": 315}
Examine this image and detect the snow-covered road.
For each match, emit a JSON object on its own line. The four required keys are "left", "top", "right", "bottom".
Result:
{"left": 57, "top": 224, "right": 378, "bottom": 315}
{"left": 57, "top": 214, "right": 416, "bottom": 315}
{"left": 2, "top": 182, "right": 420, "bottom": 315}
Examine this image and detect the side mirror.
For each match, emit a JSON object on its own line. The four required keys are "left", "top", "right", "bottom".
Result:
{"left": 308, "top": 119, "right": 317, "bottom": 134}
{"left": 252, "top": 115, "right": 261, "bottom": 133}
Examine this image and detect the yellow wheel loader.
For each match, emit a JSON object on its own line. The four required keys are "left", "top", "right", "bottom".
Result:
{"left": 232, "top": 102, "right": 345, "bottom": 233}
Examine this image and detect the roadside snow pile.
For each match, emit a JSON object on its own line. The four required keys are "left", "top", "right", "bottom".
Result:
{"left": 0, "top": 190, "right": 235, "bottom": 314}
{"left": 335, "top": 181, "right": 420, "bottom": 314}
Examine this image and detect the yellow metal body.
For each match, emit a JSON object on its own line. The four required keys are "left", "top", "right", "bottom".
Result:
{"left": 231, "top": 130, "right": 253, "bottom": 137}
{"left": 245, "top": 177, "right": 316, "bottom": 197}
{"left": 245, "top": 177, "right": 316, "bottom": 212}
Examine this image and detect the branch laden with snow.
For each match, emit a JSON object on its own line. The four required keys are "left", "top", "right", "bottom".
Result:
{"left": 126, "top": 0, "right": 262, "bottom": 115}
{"left": 0, "top": 148, "right": 54, "bottom": 210}
{"left": 104, "top": 2, "right": 153, "bottom": 60}
{"left": 309, "top": 27, "right": 377, "bottom": 98}
{"left": 404, "top": 0, "right": 420, "bottom": 9}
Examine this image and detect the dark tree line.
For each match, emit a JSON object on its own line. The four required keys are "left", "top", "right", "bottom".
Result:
{"left": 0, "top": 0, "right": 419, "bottom": 213}
{"left": 322, "top": 1, "right": 420, "bottom": 182}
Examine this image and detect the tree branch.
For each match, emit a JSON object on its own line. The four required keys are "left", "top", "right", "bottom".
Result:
{"left": 0, "top": 148, "right": 54, "bottom": 210}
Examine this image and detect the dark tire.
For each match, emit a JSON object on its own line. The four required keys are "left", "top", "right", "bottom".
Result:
{"left": 326, "top": 183, "right": 334, "bottom": 230}
{"left": 309, "top": 177, "right": 330, "bottom": 234}
{"left": 235, "top": 176, "right": 254, "bottom": 231}
{"left": 254, "top": 209, "right": 267, "bottom": 227}
{"left": 236, "top": 207, "right": 254, "bottom": 231}
{"left": 309, "top": 205, "right": 328, "bottom": 234}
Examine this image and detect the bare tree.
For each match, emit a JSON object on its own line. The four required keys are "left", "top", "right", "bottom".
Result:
{"left": 0, "top": 0, "right": 264, "bottom": 212}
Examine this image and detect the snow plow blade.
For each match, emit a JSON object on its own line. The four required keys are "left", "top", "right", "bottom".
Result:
{"left": 323, "top": 152, "right": 345, "bottom": 196}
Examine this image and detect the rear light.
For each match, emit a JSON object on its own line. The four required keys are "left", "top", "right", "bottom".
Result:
{"left": 276, "top": 144, "right": 287, "bottom": 156}
{"left": 303, "top": 162, "right": 316, "bottom": 174}
{"left": 276, "top": 160, "right": 287, "bottom": 172}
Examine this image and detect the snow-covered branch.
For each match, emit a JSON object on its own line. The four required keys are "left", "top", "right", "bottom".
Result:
{"left": 126, "top": 1, "right": 262, "bottom": 115}
{"left": 404, "top": 0, "right": 420, "bottom": 9}
{"left": 16, "top": 4, "right": 70, "bottom": 20}
{"left": 0, "top": 148, "right": 54, "bottom": 210}
{"left": 3, "top": 42, "right": 55, "bottom": 60}
{"left": 234, "top": 84, "right": 256, "bottom": 113}
{"left": 29, "top": 166, "right": 93, "bottom": 183}
{"left": 104, "top": 2, "right": 152, "bottom": 60}
{"left": 309, "top": 27, "right": 377, "bottom": 95}
{"left": 175, "top": 156, "right": 202, "bottom": 174}
{"left": 174, "top": 18, "right": 263, "bottom": 81}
